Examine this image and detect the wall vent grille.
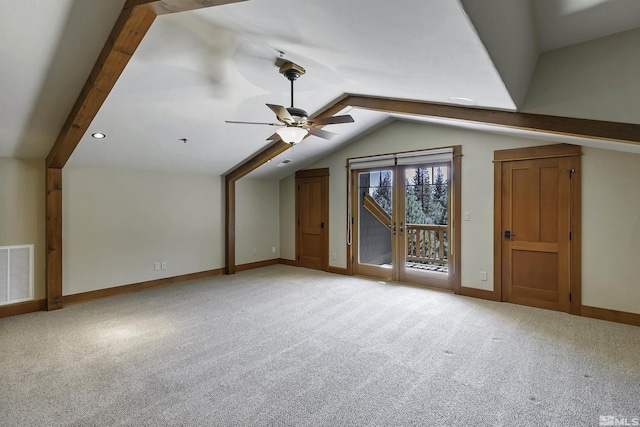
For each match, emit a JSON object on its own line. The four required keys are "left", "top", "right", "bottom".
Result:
{"left": 0, "top": 245, "right": 34, "bottom": 306}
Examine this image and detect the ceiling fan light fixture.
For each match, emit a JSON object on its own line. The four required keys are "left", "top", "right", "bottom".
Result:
{"left": 276, "top": 127, "right": 308, "bottom": 145}
{"left": 225, "top": 61, "right": 353, "bottom": 143}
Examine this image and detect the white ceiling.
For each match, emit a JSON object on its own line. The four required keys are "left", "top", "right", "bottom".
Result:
{"left": 1, "top": 0, "right": 639, "bottom": 179}
{"left": 532, "top": 0, "right": 640, "bottom": 52}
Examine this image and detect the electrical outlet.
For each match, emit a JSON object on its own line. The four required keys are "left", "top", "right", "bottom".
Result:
{"left": 464, "top": 212, "right": 471, "bottom": 221}
{"left": 154, "top": 262, "right": 160, "bottom": 271}
{"left": 252, "top": 248, "right": 257, "bottom": 256}
{"left": 332, "top": 252, "right": 337, "bottom": 260}
{"left": 480, "top": 271, "right": 487, "bottom": 281}
{"left": 161, "top": 261, "right": 167, "bottom": 270}
{"left": 272, "top": 246, "right": 276, "bottom": 253}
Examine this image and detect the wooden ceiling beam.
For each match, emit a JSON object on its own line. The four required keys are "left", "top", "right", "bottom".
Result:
{"left": 46, "top": 4, "right": 155, "bottom": 168}
{"left": 342, "top": 95, "right": 640, "bottom": 145}
{"left": 45, "top": 0, "right": 248, "bottom": 307}
{"left": 225, "top": 140, "right": 290, "bottom": 182}
{"left": 46, "top": 0, "right": 247, "bottom": 169}
{"left": 125, "top": 0, "right": 246, "bottom": 15}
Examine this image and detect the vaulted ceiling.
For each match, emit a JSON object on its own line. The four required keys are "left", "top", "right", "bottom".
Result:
{"left": 2, "top": 0, "right": 640, "bottom": 179}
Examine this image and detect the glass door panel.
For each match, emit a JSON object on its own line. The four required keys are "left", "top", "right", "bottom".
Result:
{"left": 400, "top": 164, "right": 451, "bottom": 287}
{"left": 352, "top": 162, "right": 452, "bottom": 289}
{"left": 355, "top": 169, "right": 394, "bottom": 280}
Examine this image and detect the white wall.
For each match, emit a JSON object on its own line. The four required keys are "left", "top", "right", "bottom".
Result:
{"left": 522, "top": 28, "right": 640, "bottom": 124}
{"left": 62, "top": 166, "right": 223, "bottom": 295}
{"left": 290, "top": 120, "right": 549, "bottom": 289}
{"left": 235, "top": 178, "right": 280, "bottom": 265}
{"left": 279, "top": 120, "right": 640, "bottom": 314}
{"left": 0, "top": 158, "right": 45, "bottom": 299}
{"left": 516, "top": 27, "right": 640, "bottom": 314}
{"left": 461, "top": 0, "right": 538, "bottom": 107}
{"left": 582, "top": 147, "right": 640, "bottom": 314}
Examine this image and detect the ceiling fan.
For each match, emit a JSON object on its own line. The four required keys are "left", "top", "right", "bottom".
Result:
{"left": 225, "top": 61, "right": 354, "bottom": 145}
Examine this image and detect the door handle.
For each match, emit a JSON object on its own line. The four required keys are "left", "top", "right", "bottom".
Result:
{"left": 392, "top": 222, "right": 396, "bottom": 235}
{"left": 317, "top": 222, "right": 324, "bottom": 229}
{"left": 399, "top": 222, "right": 404, "bottom": 236}
{"left": 504, "top": 230, "right": 516, "bottom": 240}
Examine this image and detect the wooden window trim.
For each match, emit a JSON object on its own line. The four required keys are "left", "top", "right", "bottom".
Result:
{"left": 295, "top": 168, "right": 330, "bottom": 179}
{"left": 347, "top": 146, "right": 461, "bottom": 292}
{"left": 493, "top": 143, "right": 582, "bottom": 163}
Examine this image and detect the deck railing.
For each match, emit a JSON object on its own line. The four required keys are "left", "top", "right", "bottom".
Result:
{"left": 405, "top": 224, "right": 448, "bottom": 267}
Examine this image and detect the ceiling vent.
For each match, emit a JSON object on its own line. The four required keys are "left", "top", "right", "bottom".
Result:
{"left": 276, "top": 159, "right": 292, "bottom": 168}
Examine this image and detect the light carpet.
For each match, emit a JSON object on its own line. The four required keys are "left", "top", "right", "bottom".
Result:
{"left": 1, "top": 265, "right": 639, "bottom": 426}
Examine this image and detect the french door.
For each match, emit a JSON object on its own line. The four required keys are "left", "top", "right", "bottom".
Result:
{"left": 352, "top": 162, "right": 452, "bottom": 289}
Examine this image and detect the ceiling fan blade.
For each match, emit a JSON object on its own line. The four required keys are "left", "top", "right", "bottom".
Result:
{"left": 309, "top": 115, "right": 354, "bottom": 126}
{"left": 266, "top": 104, "right": 293, "bottom": 123}
{"left": 308, "top": 127, "right": 337, "bottom": 140}
{"left": 225, "top": 120, "right": 280, "bottom": 126}
{"left": 266, "top": 132, "right": 280, "bottom": 141}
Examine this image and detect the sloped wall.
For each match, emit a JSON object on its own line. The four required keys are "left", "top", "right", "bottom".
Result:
{"left": 522, "top": 28, "right": 640, "bottom": 124}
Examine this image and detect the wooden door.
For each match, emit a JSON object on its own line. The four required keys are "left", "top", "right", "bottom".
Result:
{"left": 501, "top": 157, "right": 571, "bottom": 312}
{"left": 296, "top": 170, "right": 329, "bottom": 271}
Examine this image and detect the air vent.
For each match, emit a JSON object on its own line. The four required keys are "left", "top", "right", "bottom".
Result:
{"left": 0, "top": 245, "right": 34, "bottom": 306}
{"left": 276, "top": 159, "right": 292, "bottom": 168}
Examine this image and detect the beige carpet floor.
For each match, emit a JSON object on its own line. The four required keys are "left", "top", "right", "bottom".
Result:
{"left": 1, "top": 265, "right": 639, "bottom": 426}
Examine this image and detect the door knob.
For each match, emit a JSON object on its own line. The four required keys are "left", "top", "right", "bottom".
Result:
{"left": 504, "top": 230, "right": 516, "bottom": 239}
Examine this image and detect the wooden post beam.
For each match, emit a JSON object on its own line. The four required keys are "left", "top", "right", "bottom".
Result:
{"left": 224, "top": 177, "right": 236, "bottom": 275}
{"left": 45, "top": 0, "right": 248, "bottom": 308}
{"left": 46, "top": 168, "right": 63, "bottom": 310}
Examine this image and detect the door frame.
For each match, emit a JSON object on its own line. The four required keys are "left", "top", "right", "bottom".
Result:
{"left": 493, "top": 144, "right": 582, "bottom": 314}
{"left": 347, "top": 146, "right": 462, "bottom": 292}
{"left": 295, "top": 168, "right": 330, "bottom": 271}
{"left": 396, "top": 162, "right": 452, "bottom": 290}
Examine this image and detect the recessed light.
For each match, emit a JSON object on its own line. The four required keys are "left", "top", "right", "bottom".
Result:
{"left": 448, "top": 97, "right": 477, "bottom": 106}
{"left": 91, "top": 132, "right": 106, "bottom": 139}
